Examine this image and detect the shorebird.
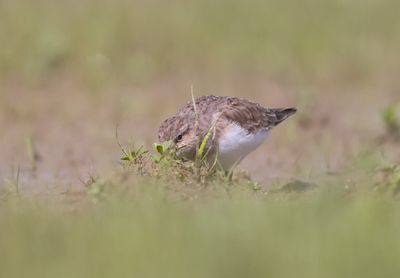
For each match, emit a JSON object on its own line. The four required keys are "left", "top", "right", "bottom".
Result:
{"left": 158, "top": 95, "right": 296, "bottom": 170}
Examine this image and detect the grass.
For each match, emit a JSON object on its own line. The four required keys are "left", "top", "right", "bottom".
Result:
{"left": 382, "top": 105, "right": 400, "bottom": 138}
{"left": 2, "top": 165, "right": 21, "bottom": 197}
{"left": 1, "top": 148, "right": 400, "bottom": 278}
{"left": 1, "top": 0, "right": 399, "bottom": 86}
{"left": 0, "top": 197, "right": 397, "bottom": 278}
{"left": 1, "top": 179, "right": 400, "bottom": 278}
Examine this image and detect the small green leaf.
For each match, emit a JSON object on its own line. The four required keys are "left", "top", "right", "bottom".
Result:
{"left": 154, "top": 141, "right": 172, "bottom": 155}
{"left": 382, "top": 105, "right": 399, "bottom": 132}
{"left": 198, "top": 129, "right": 212, "bottom": 158}
{"left": 155, "top": 144, "right": 164, "bottom": 154}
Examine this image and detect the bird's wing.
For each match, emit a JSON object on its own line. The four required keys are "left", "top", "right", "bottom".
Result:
{"left": 220, "top": 99, "right": 296, "bottom": 132}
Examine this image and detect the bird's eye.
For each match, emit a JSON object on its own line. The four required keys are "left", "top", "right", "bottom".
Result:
{"left": 176, "top": 134, "right": 183, "bottom": 142}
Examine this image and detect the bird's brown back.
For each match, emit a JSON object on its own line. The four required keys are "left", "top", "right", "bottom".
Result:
{"left": 158, "top": 95, "right": 296, "bottom": 141}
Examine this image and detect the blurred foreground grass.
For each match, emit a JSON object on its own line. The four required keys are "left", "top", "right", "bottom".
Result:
{"left": 1, "top": 152, "right": 400, "bottom": 278}
{"left": 1, "top": 184, "right": 400, "bottom": 277}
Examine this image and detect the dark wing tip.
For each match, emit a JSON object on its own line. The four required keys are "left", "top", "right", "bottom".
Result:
{"left": 283, "top": 107, "right": 297, "bottom": 116}
{"left": 271, "top": 107, "right": 297, "bottom": 125}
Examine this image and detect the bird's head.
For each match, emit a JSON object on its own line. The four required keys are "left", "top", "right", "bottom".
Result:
{"left": 158, "top": 116, "right": 198, "bottom": 160}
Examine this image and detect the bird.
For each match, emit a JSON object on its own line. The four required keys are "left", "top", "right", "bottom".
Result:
{"left": 158, "top": 95, "right": 296, "bottom": 170}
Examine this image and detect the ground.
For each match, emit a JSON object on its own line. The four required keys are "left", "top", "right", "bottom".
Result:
{"left": 1, "top": 76, "right": 399, "bottom": 192}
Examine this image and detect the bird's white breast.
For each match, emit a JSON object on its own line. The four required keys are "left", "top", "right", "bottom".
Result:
{"left": 218, "top": 123, "right": 269, "bottom": 170}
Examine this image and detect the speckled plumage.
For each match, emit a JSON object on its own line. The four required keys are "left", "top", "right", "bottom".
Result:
{"left": 158, "top": 95, "right": 296, "bottom": 169}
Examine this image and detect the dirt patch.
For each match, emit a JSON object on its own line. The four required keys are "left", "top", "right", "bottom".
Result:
{"left": 1, "top": 76, "right": 399, "bottom": 192}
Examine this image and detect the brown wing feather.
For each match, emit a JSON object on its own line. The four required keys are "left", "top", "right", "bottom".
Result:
{"left": 158, "top": 95, "right": 296, "bottom": 143}
{"left": 220, "top": 98, "right": 296, "bottom": 132}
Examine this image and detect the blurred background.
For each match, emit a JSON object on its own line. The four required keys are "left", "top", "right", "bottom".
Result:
{"left": 1, "top": 0, "right": 400, "bottom": 189}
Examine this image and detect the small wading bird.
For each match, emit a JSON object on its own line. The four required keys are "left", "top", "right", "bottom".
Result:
{"left": 158, "top": 95, "right": 296, "bottom": 171}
